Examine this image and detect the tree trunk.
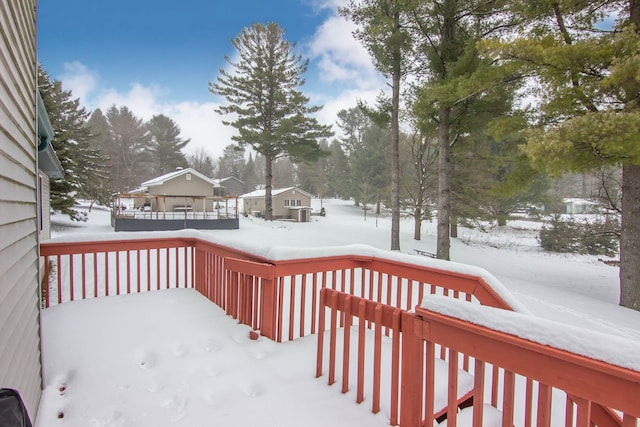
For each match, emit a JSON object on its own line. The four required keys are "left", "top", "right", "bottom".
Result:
{"left": 390, "top": 13, "right": 402, "bottom": 252}
{"left": 437, "top": 107, "right": 452, "bottom": 260}
{"left": 450, "top": 215, "right": 458, "bottom": 238}
{"left": 265, "top": 153, "right": 273, "bottom": 220}
{"left": 620, "top": 163, "right": 640, "bottom": 310}
{"left": 414, "top": 206, "right": 422, "bottom": 240}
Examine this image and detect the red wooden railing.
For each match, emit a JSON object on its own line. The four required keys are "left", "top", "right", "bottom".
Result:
{"left": 317, "top": 287, "right": 640, "bottom": 427}
{"left": 39, "top": 236, "right": 640, "bottom": 427}
{"left": 41, "top": 236, "right": 519, "bottom": 340}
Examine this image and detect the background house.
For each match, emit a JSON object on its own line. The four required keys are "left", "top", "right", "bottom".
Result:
{"left": 0, "top": 0, "right": 43, "bottom": 418}
{"left": 112, "top": 167, "right": 239, "bottom": 231}
{"left": 129, "top": 167, "right": 220, "bottom": 212}
{"left": 213, "top": 176, "right": 244, "bottom": 197}
{"left": 241, "top": 187, "right": 313, "bottom": 222}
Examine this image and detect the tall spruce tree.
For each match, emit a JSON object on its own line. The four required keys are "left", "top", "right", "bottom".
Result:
{"left": 210, "top": 22, "right": 332, "bottom": 220}
{"left": 38, "top": 66, "right": 107, "bottom": 220}
{"left": 147, "top": 114, "right": 189, "bottom": 175}
{"left": 104, "top": 105, "right": 151, "bottom": 192}
{"left": 218, "top": 144, "right": 245, "bottom": 179}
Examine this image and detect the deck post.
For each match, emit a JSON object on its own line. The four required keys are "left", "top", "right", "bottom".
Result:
{"left": 400, "top": 311, "right": 424, "bottom": 427}
{"left": 260, "top": 275, "right": 277, "bottom": 340}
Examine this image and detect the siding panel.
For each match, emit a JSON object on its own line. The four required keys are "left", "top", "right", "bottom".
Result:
{"left": 0, "top": 0, "right": 42, "bottom": 419}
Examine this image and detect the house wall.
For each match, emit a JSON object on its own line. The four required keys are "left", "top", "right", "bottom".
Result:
{"left": 220, "top": 178, "right": 244, "bottom": 196}
{"left": 243, "top": 188, "right": 312, "bottom": 219}
{"left": 0, "top": 0, "right": 42, "bottom": 419}
{"left": 157, "top": 173, "right": 215, "bottom": 197}
{"left": 272, "top": 189, "right": 311, "bottom": 218}
{"left": 38, "top": 172, "right": 51, "bottom": 240}
{"left": 243, "top": 196, "right": 265, "bottom": 216}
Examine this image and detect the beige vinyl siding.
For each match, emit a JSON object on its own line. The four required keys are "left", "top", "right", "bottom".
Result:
{"left": 0, "top": 0, "right": 42, "bottom": 419}
{"left": 154, "top": 174, "right": 215, "bottom": 197}
{"left": 38, "top": 173, "right": 51, "bottom": 239}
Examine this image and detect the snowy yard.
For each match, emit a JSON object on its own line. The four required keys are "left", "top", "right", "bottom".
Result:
{"left": 37, "top": 199, "right": 640, "bottom": 426}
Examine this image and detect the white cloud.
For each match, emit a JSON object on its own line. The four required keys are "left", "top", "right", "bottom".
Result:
{"left": 59, "top": 66, "right": 233, "bottom": 159}
{"left": 307, "top": 14, "right": 380, "bottom": 89}
{"left": 61, "top": 61, "right": 97, "bottom": 103}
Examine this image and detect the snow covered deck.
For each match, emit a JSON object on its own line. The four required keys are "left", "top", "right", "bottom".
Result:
{"left": 37, "top": 229, "right": 640, "bottom": 426}
{"left": 37, "top": 289, "right": 388, "bottom": 427}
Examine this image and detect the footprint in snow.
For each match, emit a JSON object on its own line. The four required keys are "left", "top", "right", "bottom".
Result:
{"left": 136, "top": 351, "right": 157, "bottom": 370}
{"left": 203, "top": 338, "right": 222, "bottom": 353}
{"left": 160, "top": 394, "right": 188, "bottom": 422}
{"left": 240, "top": 382, "right": 264, "bottom": 398}
{"left": 172, "top": 343, "right": 188, "bottom": 357}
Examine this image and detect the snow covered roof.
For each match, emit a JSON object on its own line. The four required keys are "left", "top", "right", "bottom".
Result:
{"left": 140, "top": 168, "right": 220, "bottom": 189}
{"left": 212, "top": 176, "right": 244, "bottom": 185}
{"left": 241, "top": 187, "right": 313, "bottom": 199}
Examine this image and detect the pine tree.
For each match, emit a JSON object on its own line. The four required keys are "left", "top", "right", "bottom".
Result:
{"left": 104, "top": 105, "right": 152, "bottom": 192}
{"left": 38, "top": 66, "right": 108, "bottom": 220}
{"left": 410, "top": 0, "right": 519, "bottom": 259}
{"left": 210, "top": 22, "right": 333, "bottom": 220}
{"left": 241, "top": 153, "right": 259, "bottom": 193}
{"left": 486, "top": 0, "right": 640, "bottom": 310}
{"left": 147, "top": 114, "right": 189, "bottom": 175}
{"left": 83, "top": 109, "right": 113, "bottom": 209}
{"left": 340, "top": 0, "right": 414, "bottom": 250}
{"left": 217, "top": 144, "right": 245, "bottom": 179}
{"left": 326, "top": 140, "right": 351, "bottom": 199}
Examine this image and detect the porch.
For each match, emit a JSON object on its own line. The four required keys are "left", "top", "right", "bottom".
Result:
{"left": 38, "top": 233, "right": 640, "bottom": 426}
{"left": 112, "top": 193, "right": 239, "bottom": 231}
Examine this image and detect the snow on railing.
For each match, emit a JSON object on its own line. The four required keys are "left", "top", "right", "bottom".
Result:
{"left": 41, "top": 232, "right": 525, "bottom": 341}
{"left": 404, "top": 296, "right": 640, "bottom": 427}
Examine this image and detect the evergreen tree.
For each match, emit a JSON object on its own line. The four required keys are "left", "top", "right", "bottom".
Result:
{"left": 410, "top": 0, "right": 519, "bottom": 259}
{"left": 296, "top": 139, "right": 331, "bottom": 197}
{"left": 84, "top": 108, "right": 113, "bottom": 209}
{"left": 241, "top": 153, "right": 259, "bottom": 193}
{"left": 210, "top": 22, "right": 333, "bottom": 220}
{"left": 341, "top": 0, "right": 414, "bottom": 250}
{"left": 272, "top": 158, "right": 296, "bottom": 188}
{"left": 147, "top": 114, "right": 189, "bottom": 175}
{"left": 326, "top": 140, "right": 351, "bottom": 199}
{"left": 352, "top": 122, "right": 391, "bottom": 214}
{"left": 486, "top": 0, "right": 640, "bottom": 310}
{"left": 335, "top": 107, "right": 371, "bottom": 203}
{"left": 217, "top": 144, "right": 245, "bottom": 179}
{"left": 104, "top": 105, "right": 152, "bottom": 192}
{"left": 38, "top": 66, "right": 108, "bottom": 220}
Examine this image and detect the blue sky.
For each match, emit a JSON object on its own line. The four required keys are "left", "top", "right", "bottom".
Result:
{"left": 38, "top": 0, "right": 384, "bottom": 158}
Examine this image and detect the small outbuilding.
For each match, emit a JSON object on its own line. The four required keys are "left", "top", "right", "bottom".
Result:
{"left": 241, "top": 187, "right": 313, "bottom": 222}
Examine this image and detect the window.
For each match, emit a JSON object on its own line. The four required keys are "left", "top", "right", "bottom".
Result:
{"left": 285, "top": 199, "right": 301, "bottom": 207}
{"left": 186, "top": 173, "right": 192, "bottom": 181}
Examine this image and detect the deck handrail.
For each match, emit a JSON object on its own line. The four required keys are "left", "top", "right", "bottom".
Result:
{"left": 403, "top": 298, "right": 640, "bottom": 426}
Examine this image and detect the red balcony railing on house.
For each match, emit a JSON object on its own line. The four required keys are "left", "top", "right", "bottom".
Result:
{"left": 39, "top": 235, "right": 640, "bottom": 427}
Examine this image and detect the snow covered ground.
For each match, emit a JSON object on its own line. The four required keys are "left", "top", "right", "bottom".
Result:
{"left": 37, "top": 199, "right": 640, "bottom": 426}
